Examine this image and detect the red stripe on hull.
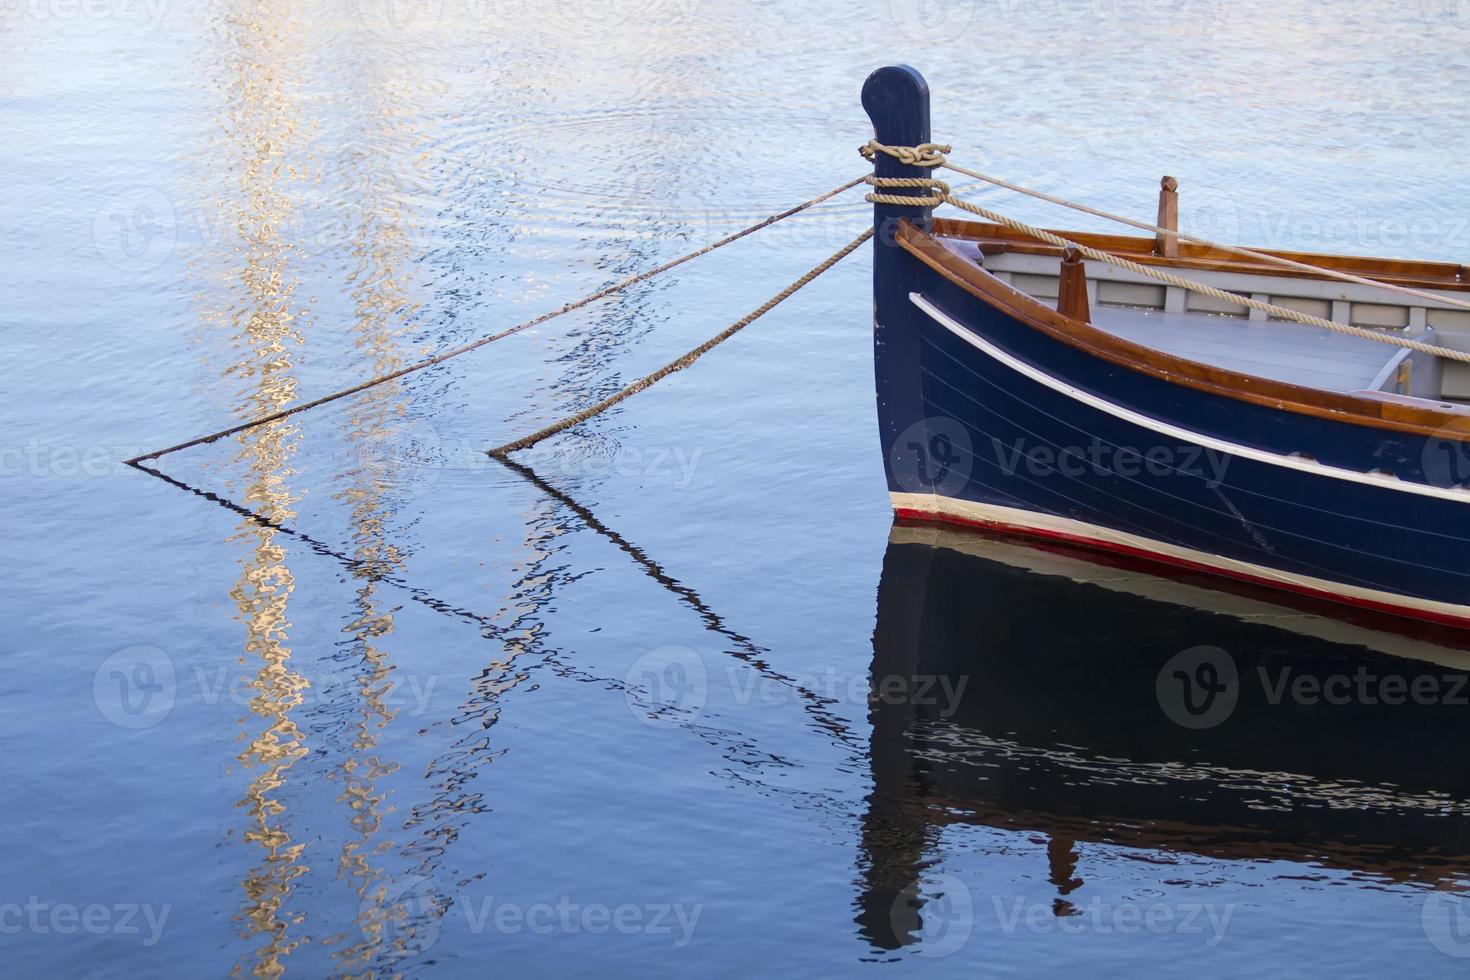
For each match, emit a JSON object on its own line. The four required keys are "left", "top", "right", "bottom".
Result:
{"left": 894, "top": 504, "right": 1470, "bottom": 631}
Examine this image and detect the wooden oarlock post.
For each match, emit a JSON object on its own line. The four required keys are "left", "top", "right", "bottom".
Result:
{"left": 1057, "top": 246, "right": 1091, "bottom": 323}
{"left": 1155, "top": 176, "right": 1179, "bottom": 258}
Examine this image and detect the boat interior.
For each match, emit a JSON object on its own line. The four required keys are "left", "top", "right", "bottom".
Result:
{"left": 929, "top": 213, "right": 1470, "bottom": 405}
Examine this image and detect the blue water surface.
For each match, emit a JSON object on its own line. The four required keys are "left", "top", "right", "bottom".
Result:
{"left": 5, "top": 1, "right": 1470, "bottom": 975}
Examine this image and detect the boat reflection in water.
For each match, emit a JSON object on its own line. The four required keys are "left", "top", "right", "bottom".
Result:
{"left": 858, "top": 521, "right": 1470, "bottom": 950}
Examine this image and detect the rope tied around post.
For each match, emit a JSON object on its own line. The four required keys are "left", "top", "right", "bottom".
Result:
{"left": 864, "top": 175, "right": 950, "bottom": 207}
{"left": 126, "top": 135, "right": 1470, "bottom": 473}
{"left": 862, "top": 138, "right": 1470, "bottom": 316}
{"left": 859, "top": 139, "right": 951, "bottom": 168}
{"left": 858, "top": 140, "right": 1470, "bottom": 365}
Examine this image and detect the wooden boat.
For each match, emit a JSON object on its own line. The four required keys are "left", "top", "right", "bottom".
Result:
{"left": 864, "top": 65, "right": 1470, "bottom": 629}
{"left": 858, "top": 524, "right": 1470, "bottom": 950}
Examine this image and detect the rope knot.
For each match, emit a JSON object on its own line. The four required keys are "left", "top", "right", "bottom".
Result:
{"left": 859, "top": 139, "right": 951, "bottom": 168}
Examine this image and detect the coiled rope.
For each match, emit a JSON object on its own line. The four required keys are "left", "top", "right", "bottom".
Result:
{"left": 861, "top": 140, "right": 1470, "bottom": 365}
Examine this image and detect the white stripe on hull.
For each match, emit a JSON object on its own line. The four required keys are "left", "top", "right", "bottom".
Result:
{"left": 891, "top": 492, "right": 1470, "bottom": 625}
{"left": 909, "top": 292, "right": 1470, "bottom": 504}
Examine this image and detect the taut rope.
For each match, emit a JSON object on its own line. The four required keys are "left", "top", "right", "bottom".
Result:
{"left": 488, "top": 228, "right": 874, "bottom": 456}
{"left": 863, "top": 140, "right": 1470, "bottom": 315}
{"left": 125, "top": 175, "right": 868, "bottom": 467}
{"left": 942, "top": 157, "right": 1470, "bottom": 315}
{"left": 862, "top": 140, "right": 1470, "bottom": 365}
{"left": 125, "top": 141, "right": 1470, "bottom": 468}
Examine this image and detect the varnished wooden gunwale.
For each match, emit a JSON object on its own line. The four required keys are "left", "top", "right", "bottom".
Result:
{"left": 898, "top": 220, "right": 1470, "bottom": 442}
{"left": 932, "top": 217, "right": 1470, "bottom": 291}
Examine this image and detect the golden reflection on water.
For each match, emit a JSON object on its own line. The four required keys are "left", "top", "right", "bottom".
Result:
{"left": 198, "top": 2, "right": 313, "bottom": 976}
{"left": 189, "top": 2, "right": 685, "bottom": 969}
{"left": 326, "top": 52, "right": 431, "bottom": 980}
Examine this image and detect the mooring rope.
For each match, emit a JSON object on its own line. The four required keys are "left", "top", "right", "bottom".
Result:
{"left": 861, "top": 142, "right": 1470, "bottom": 365}
{"left": 127, "top": 142, "right": 1470, "bottom": 469}
{"left": 863, "top": 140, "right": 1470, "bottom": 315}
{"left": 124, "top": 175, "right": 868, "bottom": 467}
{"left": 488, "top": 228, "right": 874, "bottom": 456}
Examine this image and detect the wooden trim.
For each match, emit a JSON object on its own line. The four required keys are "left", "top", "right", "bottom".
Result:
{"left": 932, "top": 217, "right": 1470, "bottom": 292}
{"left": 915, "top": 291, "right": 1470, "bottom": 502}
{"left": 897, "top": 221, "right": 1470, "bottom": 442}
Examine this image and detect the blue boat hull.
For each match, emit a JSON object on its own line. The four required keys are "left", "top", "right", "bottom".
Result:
{"left": 876, "top": 246, "right": 1470, "bottom": 627}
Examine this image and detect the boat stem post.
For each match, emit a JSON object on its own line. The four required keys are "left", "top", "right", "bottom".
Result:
{"left": 862, "top": 64, "right": 935, "bottom": 244}
{"left": 862, "top": 65, "right": 936, "bottom": 495}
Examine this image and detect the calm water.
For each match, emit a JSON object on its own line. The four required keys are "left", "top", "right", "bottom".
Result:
{"left": 6, "top": 1, "right": 1470, "bottom": 975}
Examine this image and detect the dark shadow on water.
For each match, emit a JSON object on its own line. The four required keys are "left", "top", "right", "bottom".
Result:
{"left": 858, "top": 520, "right": 1470, "bottom": 951}
{"left": 135, "top": 455, "right": 1470, "bottom": 962}
{"left": 133, "top": 454, "right": 862, "bottom": 970}
{"left": 490, "top": 454, "right": 865, "bottom": 753}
